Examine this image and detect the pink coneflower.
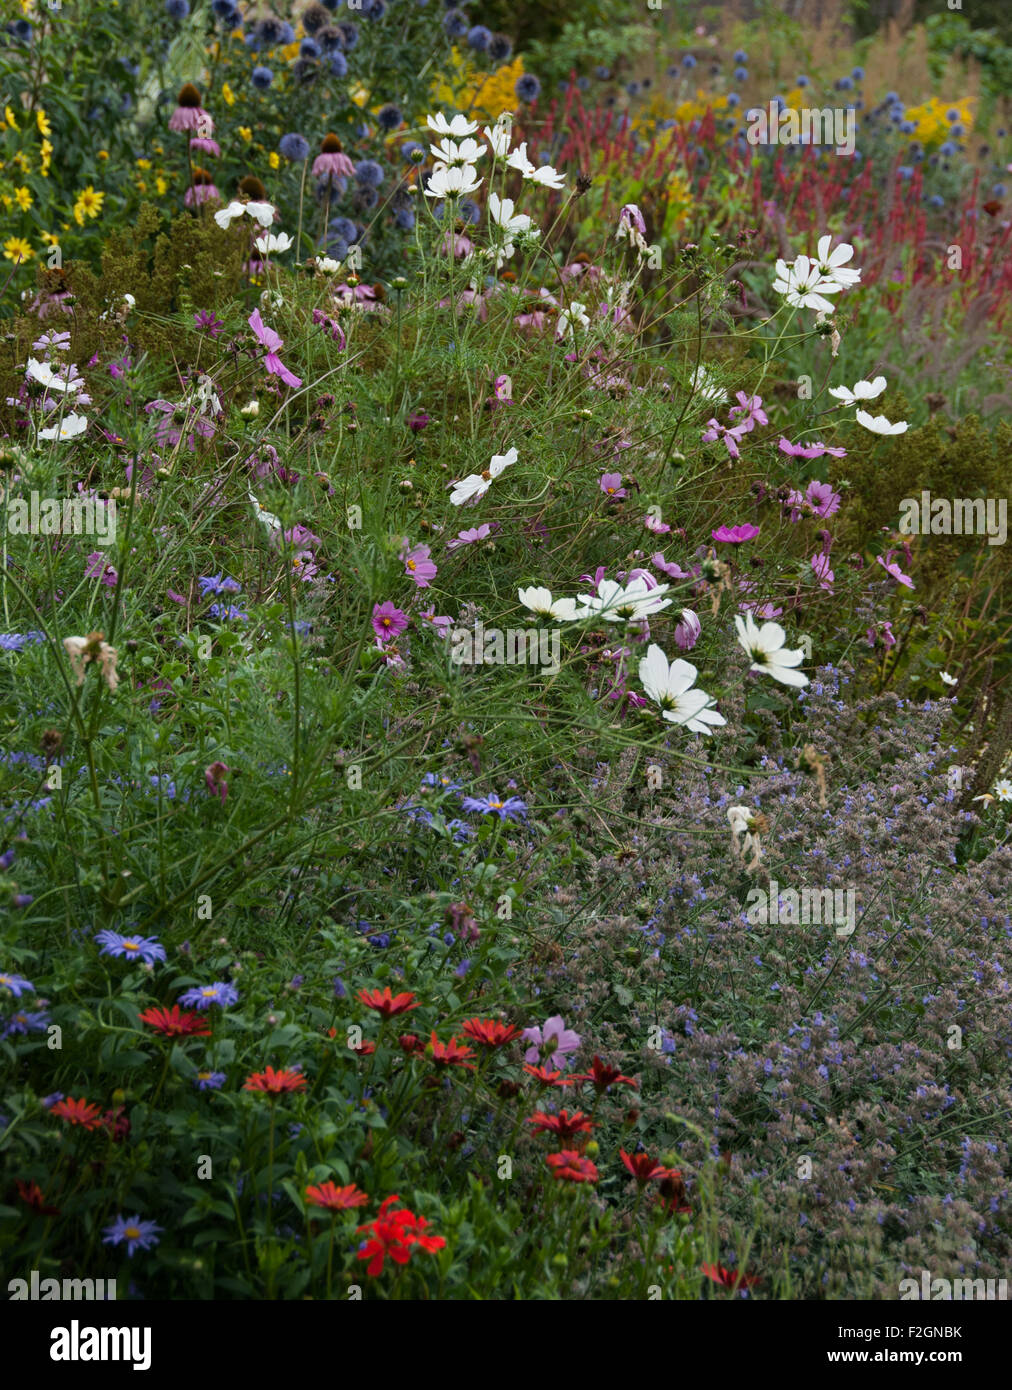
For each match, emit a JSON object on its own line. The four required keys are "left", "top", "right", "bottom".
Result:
{"left": 190, "top": 136, "right": 221, "bottom": 158}
{"left": 168, "top": 83, "right": 213, "bottom": 134}
{"left": 184, "top": 169, "right": 220, "bottom": 207}
{"left": 312, "top": 134, "right": 356, "bottom": 180}
{"left": 876, "top": 551, "right": 915, "bottom": 589}
{"left": 599, "top": 471, "right": 627, "bottom": 499}
{"left": 712, "top": 523, "right": 760, "bottom": 544}
{"left": 372, "top": 602, "right": 408, "bottom": 643}
{"left": 447, "top": 523, "right": 496, "bottom": 550}
{"left": 778, "top": 437, "right": 847, "bottom": 459}
{"left": 402, "top": 543, "right": 437, "bottom": 589}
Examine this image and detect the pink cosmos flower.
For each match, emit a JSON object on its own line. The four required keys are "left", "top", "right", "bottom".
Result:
{"left": 810, "top": 552, "right": 834, "bottom": 591}
{"left": 875, "top": 551, "right": 915, "bottom": 589}
{"left": 599, "top": 471, "right": 627, "bottom": 499}
{"left": 371, "top": 602, "right": 409, "bottom": 643}
{"left": 643, "top": 513, "right": 671, "bottom": 534}
{"left": 712, "top": 523, "right": 760, "bottom": 544}
{"left": 417, "top": 609, "right": 452, "bottom": 638}
{"left": 674, "top": 608, "right": 701, "bottom": 650}
{"left": 522, "top": 1015, "right": 582, "bottom": 1068}
{"left": 651, "top": 553, "right": 692, "bottom": 580}
{"left": 248, "top": 310, "right": 302, "bottom": 390}
{"left": 866, "top": 621, "right": 896, "bottom": 649}
{"left": 786, "top": 480, "right": 842, "bottom": 521}
{"left": 85, "top": 553, "right": 118, "bottom": 588}
{"left": 402, "top": 543, "right": 437, "bottom": 589}
{"left": 778, "top": 437, "right": 847, "bottom": 459}
{"left": 702, "top": 418, "right": 748, "bottom": 458}
{"left": 727, "top": 392, "right": 768, "bottom": 431}
{"left": 447, "top": 523, "right": 496, "bottom": 551}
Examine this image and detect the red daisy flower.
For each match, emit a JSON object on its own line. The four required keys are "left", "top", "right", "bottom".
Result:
{"left": 427, "top": 1031, "right": 474, "bottom": 1069}
{"left": 546, "top": 1149, "right": 599, "bottom": 1183}
{"left": 16, "top": 1180, "right": 61, "bottom": 1215}
{"left": 573, "top": 1055, "right": 638, "bottom": 1092}
{"left": 305, "top": 1181, "right": 369, "bottom": 1212}
{"left": 50, "top": 1097, "right": 104, "bottom": 1130}
{"left": 523, "top": 1064, "right": 575, "bottom": 1087}
{"left": 355, "top": 1194, "right": 446, "bottom": 1276}
{"left": 701, "top": 1262, "right": 761, "bottom": 1291}
{"left": 528, "top": 1109, "right": 594, "bottom": 1140}
{"left": 620, "top": 1149, "right": 673, "bottom": 1183}
{"left": 357, "top": 986, "right": 420, "bottom": 1020}
{"left": 138, "top": 1004, "right": 212, "bottom": 1038}
{"left": 397, "top": 1033, "right": 425, "bottom": 1055}
{"left": 349, "top": 1039, "right": 376, "bottom": 1056}
{"left": 243, "top": 1066, "right": 307, "bottom": 1093}
{"left": 461, "top": 1017, "right": 524, "bottom": 1047}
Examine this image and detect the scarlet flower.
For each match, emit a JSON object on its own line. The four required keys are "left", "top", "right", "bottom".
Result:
{"left": 350, "top": 1040, "right": 376, "bottom": 1056}
{"left": 528, "top": 1109, "right": 594, "bottom": 1140}
{"left": 50, "top": 1097, "right": 104, "bottom": 1130}
{"left": 701, "top": 1262, "right": 761, "bottom": 1291}
{"left": 16, "top": 1180, "right": 61, "bottom": 1215}
{"left": 461, "top": 1017, "right": 524, "bottom": 1047}
{"left": 546, "top": 1150, "right": 599, "bottom": 1183}
{"left": 523, "top": 1064, "right": 575, "bottom": 1087}
{"left": 398, "top": 1033, "right": 425, "bottom": 1055}
{"left": 427, "top": 1031, "right": 475, "bottom": 1069}
{"left": 357, "top": 986, "right": 420, "bottom": 1020}
{"left": 243, "top": 1066, "right": 307, "bottom": 1094}
{"left": 356, "top": 1194, "right": 446, "bottom": 1276}
{"left": 620, "top": 1149, "right": 672, "bottom": 1183}
{"left": 138, "top": 1004, "right": 212, "bottom": 1038}
{"left": 305, "top": 1181, "right": 369, "bottom": 1212}
{"left": 573, "top": 1055, "right": 638, "bottom": 1092}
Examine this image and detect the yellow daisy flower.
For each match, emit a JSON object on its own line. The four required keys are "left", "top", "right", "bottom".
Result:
{"left": 3, "top": 236, "right": 33, "bottom": 264}
{"left": 268, "top": 151, "right": 280, "bottom": 169}
{"left": 40, "top": 231, "right": 59, "bottom": 247}
{"left": 74, "top": 185, "right": 105, "bottom": 219}
{"left": 222, "top": 81, "right": 235, "bottom": 106}
{"left": 136, "top": 158, "right": 152, "bottom": 170}
{"left": 5, "top": 106, "right": 19, "bottom": 131}
{"left": 238, "top": 126, "right": 252, "bottom": 143}
{"left": 155, "top": 175, "right": 168, "bottom": 196}
{"left": 14, "top": 185, "right": 32, "bottom": 211}
{"left": 36, "top": 109, "right": 52, "bottom": 137}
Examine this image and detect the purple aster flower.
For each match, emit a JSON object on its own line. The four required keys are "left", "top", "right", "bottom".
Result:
{"left": 460, "top": 792, "right": 527, "bottom": 822}
{"left": 712, "top": 523, "right": 760, "bottom": 544}
{"left": 94, "top": 930, "right": 166, "bottom": 965}
{"left": 178, "top": 981, "right": 239, "bottom": 1010}
{"left": 194, "top": 1070, "right": 227, "bottom": 1090}
{"left": 371, "top": 601, "right": 409, "bottom": 643}
{"left": 0, "top": 972, "right": 34, "bottom": 999}
{"left": 102, "top": 1214, "right": 163, "bottom": 1257}
{"left": 199, "top": 573, "right": 242, "bottom": 597}
{"left": 522, "top": 1014, "right": 581, "bottom": 1067}
{"left": 4, "top": 1009, "right": 50, "bottom": 1036}
{"left": 208, "top": 603, "right": 248, "bottom": 622}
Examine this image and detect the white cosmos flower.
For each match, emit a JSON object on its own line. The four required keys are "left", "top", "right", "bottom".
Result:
{"left": 940, "top": 671, "right": 958, "bottom": 686}
{"left": 426, "top": 112, "right": 479, "bottom": 138}
{"left": 429, "top": 137, "right": 486, "bottom": 165}
{"left": 193, "top": 375, "right": 222, "bottom": 417}
{"left": 638, "top": 643, "right": 726, "bottom": 735}
{"left": 506, "top": 142, "right": 536, "bottom": 176}
{"left": 255, "top": 231, "right": 294, "bottom": 255}
{"left": 828, "top": 375, "right": 887, "bottom": 405}
{"left": 772, "top": 255, "right": 842, "bottom": 314}
{"left": 689, "top": 365, "right": 726, "bottom": 405}
{"left": 813, "top": 235, "right": 862, "bottom": 288}
{"left": 518, "top": 586, "right": 580, "bottom": 620}
{"left": 734, "top": 613, "right": 810, "bottom": 688}
{"left": 575, "top": 576, "right": 672, "bottom": 623}
{"left": 556, "top": 301, "right": 590, "bottom": 338}
{"left": 245, "top": 200, "right": 276, "bottom": 227}
{"left": 249, "top": 490, "right": 281, "bottom": 532}
{"left": 26, "top": 358, "right": 81, "bottom": 394}
{"left": 488, "top": 193, "right": 534, "bottom": 236}
{"left": 855, "top": 409, "right": 907, "bottom": 435}
{"left": 214, "top": 199, "right": 275, "bottom": 230}
{"left": 425, "top": 162, "right": 483, "bottom": 198}
{"left": 448, "top": 447, "right": 518, "bottom": 505}
{"left": 315, "top": 256, "right": 342, "bottom": 273}
{"left": 483, "top": 120, "right": 512, "bottom": 158}
{"left": 38, "top": 413, "right": 87, "bottom": 441}
{"left": 527, "top": 162, "right": 566, "bottom": 190}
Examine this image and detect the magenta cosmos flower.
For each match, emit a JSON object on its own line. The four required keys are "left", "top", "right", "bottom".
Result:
{"left": 372, "top": 602, "right": 409, "bottom": 643}
{"left": 522, "top": 1015, "right": 582, "bottom": 1068}
{"left": 778, "top": 437, "right": 846, "bottom": 459}
{"left": 674, "top": 608, "right": 701, "bottom": 650}
{"left": 248, "top": 309, "right": 302, "bottom": 390}
{"left": 727, "top": 392, "right": 768, "bottom": 431}
{"left": 402, "top": 543, "right": 437, "bottom": 589}
{"left": 875, "top": 552, "right": 914, "bottom": 589}
{"left": 447, "top": 523, "right": 496, "bottom": 551}
{"left": 712, "top": 523, "right": 760, "bottom": 544}
{"left": 599, "top": 471, "right": 627, "bottom": 499}
{"left": 785, "top": 480, "right": 841, "bottom": 521}
{"left": 702, "top": 418, "right": 748, "bottom": 458}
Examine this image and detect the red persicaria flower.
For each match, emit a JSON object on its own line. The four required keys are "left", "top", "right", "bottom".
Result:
{"left": 620, "top": 1149, "right": 673, "bottom": 1183}
{"left": 16, "top": 1180, "right": 61, "bottom": 1215}
{"left": 701, "top": 1262, "right": 761, "bottom": 1291}
{"left": 243, "top": 1066, "right": 307, "bottom": 1094}
{"left": 546, "top": 1150, "right": 599, "bottom": 1184}
{"left": 528, "top": 1109, "right": 594, "bottom": 1140}
{"left": 51, "top": 1097, "right": 104, "bottom": 1130}
{"left": 523, "top": 1064, "right": 575, "bottom": 1087}
{"left": 357, "top": 986, "right": 420, "bottom": 1020}
{"left": 573, "top": 1055, "right": 638, "bottom": 1092}
{"left": 427, "top": 1031, "right": 474, "bottom": 1069}
{"left": 138, "top": 1004, "right": 212, "bottom": 1038}
{"left": 398, "top": 1033, "right": 425, "bottom": 1055}
{"left": 305, "top": 1181, "right": 369, "bottom": 1212}
{"left": 461, "top": 1017, "right": 524, "bottom": 1047}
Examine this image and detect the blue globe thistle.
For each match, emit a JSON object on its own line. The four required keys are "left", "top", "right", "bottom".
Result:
{"left": 836, "top": 75, "right": 853, "bottom": 91}
{"left": 165, "top": 0, "right": 190, "bottom": 18}
{"left": 467, "top": 24, "right": 491, "bottom": 51}
{"left": 733, "top": 65, "right": 747, "bottom": 82}
{"left": 377, "top": 103, "right": 403, "bottom": 130}
{"left": 577, "top": 75, "right": 589, "bottom": 90}
{"left": 596, "top": 65, "right": 611, "bottom": 80}
{"left": 733, "top": 48, "right": 748, "bottom": 63}
{"left": 394, "top": 207, "right": 415, "bottom": 230}
{"left": 890, "top": 107, "right": 904, "bottom": 122}
{"left": 322, "top": 0, "right": 342, "bottom": 9}
{"left": 329, "top": 51, "right": 348, "bottom": 76}
{"left": 998, "top": 128, "right": 1008, "bottom": 138}
{"left": 366, "top": 0, "right": 386, "bottom": 18}
{"left": 458, "top": 197, "right": 480, "bottom": 224}
{"left": 665, "top": 64, "right": 678, "bottom": 77}
{"left": 993, "top": 182, "right": 1008, "bottom": 197}
{"left": 300, "top": 38, "right": 320, "bottom": 57}
{"left": 256, "top": 16, "right": 284, "bottom": 44}
{"left": 279, "top": 22, "right": 295, "bottom": 43}
{"left": 315, "top": 174, "right": 346, "bottom": 200}
{"left": 951, "top": 124, "right": 964, "bottom": 137}
{"left": 851, "top": 66, "right": 864, "bottom": 80}
{"left": 318, "top": 26, "right": 344, "bottom": 51}
{"left": 212, "top": 0, "right": 239, "bottom": 22}
{"left": 642, "top": 77, "right": 652, "bottom": 89}
{"left": 338, "top": 21, "right": 359, "bottom": 48}
{"left": 726, "top": 92, "right": 740, "bottom": 107}
{"left": 939, "top": 141, "right": 955, "bottom": 157}
{"left": 400, "top": 139, "right": 424, "bottom": 162}
{"left": 927, "top": 194, "right": 944, "bottom": 208}
{"left": 488, "top": 33, "right": 512, "bottom": 62}
{"left": 355, "top": 158, "right": 384, "bottom": 187}
{"left": 682, "top": 53, "right": 696, "bottom": 68}
{"left": 444, "top": 9, "right": 468, "bottom": 38}
{"left": 354, "top": 187, "right": 379, "bottom": 211}
{"left": 897, "top": 165, "right": 913, "bottom": 180}
{"left": 292, "top": 57, "right": 319, "bottom": 84}
{"left": 325, "top": 236, "right": 349, "bottom": 258}
{"left": 946, "top": 107, "right": 959, "bottom": 122}
{"left": 279, "top": 132, "right": 310, "bottom": 161}
{"left": 625, "top": 80, "right": 640, "bottom": 97}
{"left": 244, "top": 32, "right": 262, "bottom": 50}
{"left": 796, "top": 74, "right": 809, "bottom": 87}
{"left": 900, "top": 120, "right": 915, "bottom": 134}
{"left": 884, "top": 90, "right": 899, "bottom": 104}
{"left": 251, "top": 66, "right": 273, "bottom": 89}
{"left": 330, "top": 216, "right": 359, "bottom": 243}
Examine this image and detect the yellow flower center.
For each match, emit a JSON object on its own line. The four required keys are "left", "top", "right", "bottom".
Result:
{"left": 124, "top": 1226, "right": 141, "bottom": 1240}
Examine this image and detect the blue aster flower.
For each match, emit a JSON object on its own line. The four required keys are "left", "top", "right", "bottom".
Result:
{"left": 4, "top": 1009, "right": 49, "bottom": 1036}
{"left": 0, "top": 971, "right": 34, "bottom": 999}
{"left": 179, "top": 981, "right": 239, "bottom": 1010}
{"left": 208, "top": 603, "right": 248, "bottom": 622}
{"left": 0, "top": 631, "right": 44, "bottom": 650}
{"left": 165, "top": 0, "right": 189, "bottom": 17}
{"left": 460, "top": 792, "right": 527, "bottom": 822}
{"left": 95, "top": 930, "right": 167, "bottom": 965}
{"left": 194, "top": 1070, "right": 227, "bottom": 1090}
{"left": 103, "top": 1215, "right": 163, "bottom": 1257}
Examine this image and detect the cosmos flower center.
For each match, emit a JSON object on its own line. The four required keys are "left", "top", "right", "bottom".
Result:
{"left": 481, "top": 469, "right": 492, "bottom": 480}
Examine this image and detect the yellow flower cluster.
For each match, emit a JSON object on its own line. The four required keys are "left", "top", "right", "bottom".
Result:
{"left": 902, "top": 96, "right": 974, "bottom": 147}
{"left": 73, "top": 185, "right": 104, "bottom": 226}
{"left": 430, "top": 48, "right": 526, "bottom": 123}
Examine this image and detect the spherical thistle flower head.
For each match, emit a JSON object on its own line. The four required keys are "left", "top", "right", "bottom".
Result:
{"left": 103, "top": 1214, "right": 163, "bottom": 1257}
{"left": 178, "top": 981, "right": 240, "bottom": 1010}
{"left": 467, "top": 24, "right": 491, "bottom": 51}
{"left": 682, "top": 53, "right": 696, "bottom": 68}
{"left": 338, "top": 21, "right": 359, "bottom": 49}
{"left": 255, "top": 15, "right": 285, "bottom": 44}
{"left": 366, "top": 0, "right": 387, "bottom": 20}
{"left": 251, "top": 66, "right": 274, "bottom": 89}
{"left": 165, "top": 0, "right": 190, "bottom": 18}
{"left": 328, "top": 50, "right": 348, "bottom": 76}
{"left": 301, "top": 2, "right": 332, "bottom": 34}
{"left": 95, "top": 930, "right": 166, "bottom": 965}
{"left": 733, "top": 66, "right": 747, "bottom": 82}
{"left": 244, "top": 1065, "right": 308, "bottom": 1094}
{"left": 279, "top": 132, "right": 310, "bottom": 161}
{"left": 488, "top": 32, "right": 512, "bottom": 62}
{"left": 377, "top": 103, "right": 403, "bottom": 131}
{"left": 306, "top": 1180, "right": 369, "bottom": 1212}
{"left": 515, "top": 73, "right": 541, "bottom": 104}
{"left": 443, "top": 8, "right": 468, "bottom": 38}
{"left": 355, "top": 159, "right": 385, "bottom": 188}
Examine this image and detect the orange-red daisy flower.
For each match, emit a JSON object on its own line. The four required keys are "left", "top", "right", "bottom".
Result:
{"left": 427, "top": 1031, "right": 474, "bottom": 1069}
{"left": 461, "top": 1017, "right": 524, "bottom": 1047}
{"left": 243, "top": 1066, "right": 307, "bottom": 1093}
{"left": 398, "top": 1033, "right": 425, "bottom": 1054}
{"left": 546, "top": 1149, "right": 599, "bottom": 1183}
{"left": 305, "top": 1180, "right": 369, "bottom": 1212}
{"left": 620, "top": 1149, "right": 672, "bottom": 1183}
{"left": 16, "top": 1179, "right": 61, "bottom": 1215}
{"left": 50, "top": 1097, "right": 104, "bottom": 1130}
{"left": 357, "top": 986, "right": 420, "bottom": 1020}
{"left": 528, "top": 1109, "right": 594, "bottom": 1140}
{"left": 138, "top": 1004, "right": 212, "bottom": 1038}
{"left": 523, "top": 1064, "right": 575, "bottom": 1087}
{"left": 573, "top": 1055, "right": 638, "bottom": 1092}
{"left": 701, "top": 1262, "right": 761, "bottom": 1291}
